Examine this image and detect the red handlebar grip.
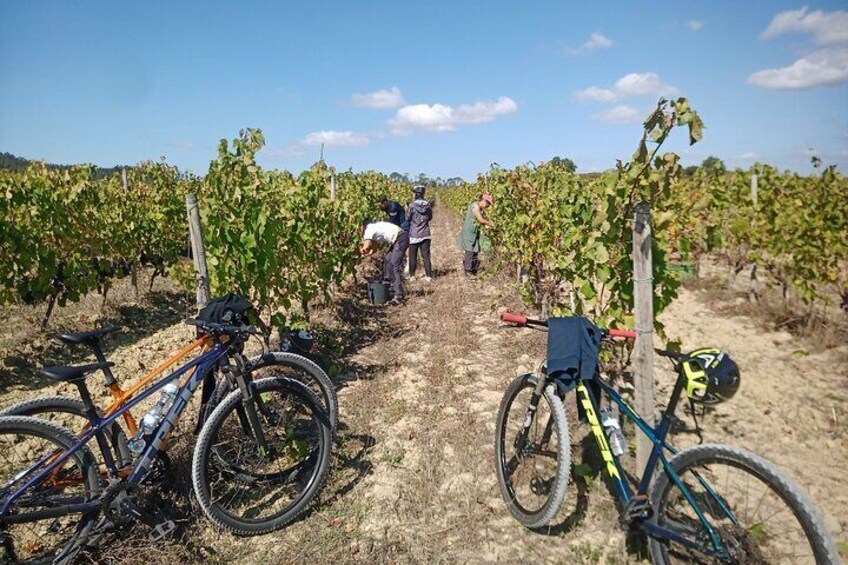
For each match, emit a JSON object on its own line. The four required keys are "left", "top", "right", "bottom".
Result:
{"left": 608, "top": 328, "right": 637, "bottom": 339}
{"left": 501, "top": 312, "right": 528, "bottom": 326}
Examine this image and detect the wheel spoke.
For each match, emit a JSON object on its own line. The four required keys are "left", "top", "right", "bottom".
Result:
{"left": 0, "top": 419, "right": 96, "bottom": 563}
{"left": 654, "top": 449, "right": 824, "bottom": 564}
{"left": 196, "top": 379, "right": 329, "bottom": 531}
{"left": 496, "top": 377, "right": 570, "bottom": 528}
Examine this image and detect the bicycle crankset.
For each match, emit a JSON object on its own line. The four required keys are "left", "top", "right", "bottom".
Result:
{"left": 101, "top": 481, "right": 177, "bottom": 542}
{"left": 102, "top": 481, "right": 144, "bottom": 525}
{"left": 622, "top": 494, "right": 653, "bottom": 523}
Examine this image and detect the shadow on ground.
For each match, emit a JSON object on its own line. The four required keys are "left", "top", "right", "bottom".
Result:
{"left": 0, "top": 289, "right": 192, "bottom": 394}
{"left": 84, "top": 423, "right": 374, "bottom": 565}
{"left": 309, "top": 297, "right": 411, "bottom": 393}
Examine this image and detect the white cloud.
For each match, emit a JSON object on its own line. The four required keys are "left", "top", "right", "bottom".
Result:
{"left": 302, "top": 130, "right": 370, "bottom": 147}
{"left": 582, "top": 32, "right": 613, "bottom": 51}
{"left": 350, "top": 87, "right": 405, "bottom": 109}
{"left": 761, "top": 6, "right": 848, "bottom": 45}
{"left": 389, "top": 96, "right": 517, "bottom": 135}
{"left": 575, "top": 72, "right": 678, "bottom": 102}
{"left": 391, "top": 104, "right": 455, "bottom": 133}
{"left": 687, "top": 20, "right": 704, "bottom": 32}
{"left": 748, "top": 47, "right": 848, "bottom": 89}
{"left": 593, "top": 105, "right": 641, "bottom": 124}
{"left": 563, "top": 32, "right": 614, "bottom": 55}
{"left": 751, "top": 7, "right": 848, "bottom": 90}
{"left": 574, "top": 86, "right": 617, "bottom": 102}
{"left": 614, "top": 72, "right": 678, "bottom": 97}
{"left": 454, "top": 97, "right": 519, "bottom": 124}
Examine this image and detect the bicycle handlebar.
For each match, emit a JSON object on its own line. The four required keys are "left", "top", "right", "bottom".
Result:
{"left": 500, "top": 312, "right": 636, "bottom": 339}
{"left": 608, "top": 328, "right": 637, "bottom": 339}
{"left": 500, "top": 312, "right": 530, "bottom": 326}
{"left": 185, "top": 318, "right": 258, "bottom": 336}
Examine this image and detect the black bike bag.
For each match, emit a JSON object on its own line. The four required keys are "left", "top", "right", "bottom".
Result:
{"left": 197, "top": 293, "right": 255, "bottom": 325}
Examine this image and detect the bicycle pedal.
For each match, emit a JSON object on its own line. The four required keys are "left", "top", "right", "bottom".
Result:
{"left": 148, "top": 520, "right": 177, "bottom": 542}
{"left": 623, "top": 494, "right": 653, "bottom": 523}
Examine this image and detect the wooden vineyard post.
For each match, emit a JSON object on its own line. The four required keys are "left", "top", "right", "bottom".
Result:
{"left": 185, "top": 193, "right": 211, "bottom": 310}
{"left": 632, "top": 201, "right": 656, "bottom": 471}
{"left": 122, "top": 168, "right": 140, "bottom": 297}
{"left": 329, "top": 174, "right": 336, "bottom": 200}
{"left": 751, "top": 173, "right": 758, "bottom": 207}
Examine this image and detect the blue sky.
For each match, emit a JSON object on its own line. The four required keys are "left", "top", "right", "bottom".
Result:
{"left": 2, "top": 1, "right": 847, "bottom": 179}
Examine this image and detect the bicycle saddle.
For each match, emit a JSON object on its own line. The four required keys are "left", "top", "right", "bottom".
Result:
{"left": 55, "top": 324, "right": 119, "bottom": 347}
{"left": 41, "top": 362, "right": 115, "bottom": 383}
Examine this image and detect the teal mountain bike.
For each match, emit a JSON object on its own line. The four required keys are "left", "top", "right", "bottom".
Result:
{"left": 495, "top": 312, "right": 839, "bottom": 564}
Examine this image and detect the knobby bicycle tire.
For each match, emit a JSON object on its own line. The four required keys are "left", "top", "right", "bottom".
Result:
{"left": 202, "top": 352, "right": 338, "bottom": 431}
{"left": 0, "top": 396, "right": 131, "bottom": 468}
{"left": 191, "top": 377, "right": 333, "bottom": 535}
{"left": 495, "top": 373, "right": 571, "bottom": 528}
{"left": 648, "top": 443, "right": 840, "bottom": 564}
{"left": 0, "top": 416, "right": 100, "bottom": 565}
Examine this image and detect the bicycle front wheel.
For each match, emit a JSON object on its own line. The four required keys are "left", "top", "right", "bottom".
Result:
{"left": 648, "top": 443, "right": 839, "bottom": 564}
{"left": 191, "top": 377, "right": 332, "bottom": 535}
{"left": 204, "top": 352, "right": 339, "bottom": 431}
{"left": 0, "top": 416, "right": 100, "bottom": 565}
{"left": 495, "top": 372, "right": 570, "bottom": 528}
{"left": 246, "top": 352, "right": 338, "bottom": 430}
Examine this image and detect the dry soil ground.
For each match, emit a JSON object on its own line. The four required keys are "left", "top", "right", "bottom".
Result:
{"left": 1, "top": 207, "right": 846, "bottom": 564}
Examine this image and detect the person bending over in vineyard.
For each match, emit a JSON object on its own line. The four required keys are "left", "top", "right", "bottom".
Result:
{"left": 406, "top": 185, "right": 433, "bottom": 281}
{"left": 361, "top": 221, "right": 409, "bottom": 305}
{"left": 380, "top": 195, "right": 410, "bottom": 232}
{"left": 460, "top": 193, "right": 493, "bottom": 277}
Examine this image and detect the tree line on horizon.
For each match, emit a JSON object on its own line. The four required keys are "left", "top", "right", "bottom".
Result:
{"left": 2, "top": 150, "right": 746, "bottom": 185}
{"left": 0, "top": 152, "right": 127, "bottom": 180}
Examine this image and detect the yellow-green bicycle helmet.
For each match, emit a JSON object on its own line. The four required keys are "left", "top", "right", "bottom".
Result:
{"left": 681, "top": 348, "right": 740, "bottom": 405}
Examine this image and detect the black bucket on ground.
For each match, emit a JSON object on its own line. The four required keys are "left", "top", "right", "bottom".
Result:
{"left": 367, "top": 280, "right": 389, "bottom": 305}
{"left": 279, "top": 328, "right": 316, "bottom": 355}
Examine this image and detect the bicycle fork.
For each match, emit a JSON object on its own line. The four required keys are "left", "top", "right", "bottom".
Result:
{"left": 221, "top": 357, "right": 273, "bottom": 458}
{"left": 515, "top": 373, "right": 551, "bottom": 456}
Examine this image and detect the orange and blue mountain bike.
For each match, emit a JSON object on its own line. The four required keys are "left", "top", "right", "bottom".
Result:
{"left": 494, "top": 312, "right": 839, "bottom": 564}
{"left": 0, "top": 318, "right": 333, "bottom": 564}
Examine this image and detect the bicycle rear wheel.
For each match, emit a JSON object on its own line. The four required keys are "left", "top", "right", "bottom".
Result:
{"left": 0, "top": 396, "right": 131, "bottom": 469}
{"left": 495, "top": 373, "right": 570, "bottom": 528}
{"left": 648, "top": 443, "right": 839, "bottom": 564}
{"left": 0, "top": 416, "right": 100, "bottom": 565}
{"left": 191, "top": 377, "right": 332, "bottom": 535}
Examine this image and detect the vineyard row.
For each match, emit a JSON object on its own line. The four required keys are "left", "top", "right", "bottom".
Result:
{"left": 0, "top": 128, "right": 407, "bottom": 327}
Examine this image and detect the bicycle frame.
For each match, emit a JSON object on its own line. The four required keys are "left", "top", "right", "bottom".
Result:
{"left": 101, "top": 335, "right": 213, "bottom": 436}
{"left": 0, "top": 342, "right": 229, "bottom": 524}
{"left": 571, "top": 371, "right": 738, "bottom": 559}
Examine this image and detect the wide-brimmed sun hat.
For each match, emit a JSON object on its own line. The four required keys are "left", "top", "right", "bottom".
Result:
{"left": 481, "top": 194, "right": 494, "bottom": 204}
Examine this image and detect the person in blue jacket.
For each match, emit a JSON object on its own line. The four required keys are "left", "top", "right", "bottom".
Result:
{"left": 380, "top": 195, "right": 410, "bottom": 232}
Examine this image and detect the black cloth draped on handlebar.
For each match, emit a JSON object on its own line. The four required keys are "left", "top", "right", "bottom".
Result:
{"left": 546, "top": 317, "right": 603, "bottom": 382}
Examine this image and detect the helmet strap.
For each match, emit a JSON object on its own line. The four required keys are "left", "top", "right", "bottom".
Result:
{"left": 689, "top": 398, "right": 705, "bottom": 445}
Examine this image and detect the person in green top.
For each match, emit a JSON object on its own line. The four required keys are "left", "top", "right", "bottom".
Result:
{"left": 460, "top": 193, "right": 493, "bottom": 276}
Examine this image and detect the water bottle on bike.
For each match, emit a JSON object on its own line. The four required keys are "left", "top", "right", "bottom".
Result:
{"left": 599, "top": 404, "right": 626, "bottom": 457}
{"left": 127, "top": 383, "right": 179, "bottom": 455}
